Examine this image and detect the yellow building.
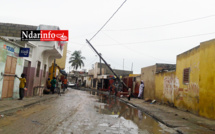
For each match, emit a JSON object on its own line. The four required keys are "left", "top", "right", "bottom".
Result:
{"left": 49, "top": 43, "right": 68, "bottom": 79}
{"left": 155, "top": 39, "right": 215, "bottom": 120}
{"left": 199, "top": 39, "right": 215, "bottom": 119}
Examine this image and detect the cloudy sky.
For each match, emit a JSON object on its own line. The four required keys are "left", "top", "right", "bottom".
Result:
{"left": 1, "top": 0, "right": 215, "bottom": 73}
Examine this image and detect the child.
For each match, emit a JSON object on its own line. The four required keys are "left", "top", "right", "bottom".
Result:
{"left": 15, "top": 73, "right": 26, "bottom": 100}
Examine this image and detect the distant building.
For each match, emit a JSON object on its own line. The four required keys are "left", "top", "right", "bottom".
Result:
{"left": 87, "top": 62, "right": 133, "bottom": 90}
{"left": 141, "top": 63, "right": 176, "bottom": 100}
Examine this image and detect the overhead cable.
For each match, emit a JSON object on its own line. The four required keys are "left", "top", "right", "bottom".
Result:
{"left": 104, "top": 14, "right": 215, "bottom": 31}
{"left": 89, "top": 0, "right": 127, "bottom": 41}
{"left": 97, "top": 31, "right": 215, "bottom": 46}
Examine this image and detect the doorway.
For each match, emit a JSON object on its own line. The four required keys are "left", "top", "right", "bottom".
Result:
{"left": 2, "top": 56, "right": 17, "bottom": 98}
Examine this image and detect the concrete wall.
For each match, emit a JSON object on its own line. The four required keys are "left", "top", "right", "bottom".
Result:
{"left": 0, "top": 22, "right": 37, "bottom": 37}
{"left": 141, "top": 65, "right": 156, "bottom": 99}
{"left": 199, "top": 39, "right": 215, "bottom": 119}
{"left": 155, "top": 71, "right": 178, "bottom": 105}
{"left": 0, "top": 39, "right": 24, "bottom": 99}
{"left": 176, "top": 46, "right": 200, "bottom": 114}
{"left": 154, "top": 39, "right": 215, "bottom": 120}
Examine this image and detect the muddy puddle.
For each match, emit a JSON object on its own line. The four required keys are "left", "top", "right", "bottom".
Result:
{"left": 90, "top": 91, "right": 176, "bottom": 134}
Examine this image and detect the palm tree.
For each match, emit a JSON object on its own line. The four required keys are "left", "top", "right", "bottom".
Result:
{"left": 69, "top": 50, "right": 85, "bottom": 70}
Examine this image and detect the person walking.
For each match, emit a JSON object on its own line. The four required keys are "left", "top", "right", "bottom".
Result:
{"left": 138, "top": 80, "right": 144, "bottom": 99}
{"left": 15, "top": 73, "right": 26, "bottom": 100}
{"left": 50, "top": 77, "right": 57, "bottom": 94}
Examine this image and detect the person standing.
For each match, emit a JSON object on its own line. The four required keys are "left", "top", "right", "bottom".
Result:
{"left": 50, "top": 77, "right": 57, "bottom": 94}
{"left": 15, "top": 73, "right": 26, "bottom": 100}
{"left": 109, "top": 83, "right": 115, "bottom": 95}
{"left": 138, "top": 80, "right": 144, "bottom": 99}
{"left": 44, "top": 78, "right": 51, "bottom": 94}
{"left": 63, "top": 77, "right": 68, "bottom": 92}
{"left": 114, "top": 80, "right": 119, "bottom": 96}
{"left": 127, "top": 88, "right": 131, "bottom": 101}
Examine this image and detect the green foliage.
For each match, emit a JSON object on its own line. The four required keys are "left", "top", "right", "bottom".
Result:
{"left": 69, "top": 50, "right": 85, "bottom": 70}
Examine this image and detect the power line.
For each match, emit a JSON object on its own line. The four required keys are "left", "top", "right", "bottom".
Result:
{"left": 101, "top": 32, "right": 173, "bottom": 64}
{"left": 104, "top": 14, "right": 215, "bottom": 31}
{"left": 85, "top": 57, "right": 98, "bottom": 66}
{"left": 96, "top": 31, "right": 215, "bottom": 46}
{"left": 89, "top": 0, "right": 127, "bottom": 41}
{"left": 100, "top": 32, "right": 135, "bottom": 69}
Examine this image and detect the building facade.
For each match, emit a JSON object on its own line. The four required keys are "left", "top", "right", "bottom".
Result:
{"left": 0, "top": 23, "right": 65, "bottom": 99}
{"left": 0, "top": 37, "right": 24, "bottom": 99}
{"left": 87, "top": 62, "right": 133, "bottom": 90}
{"left": 155, "top": 39, "right": 215, "bottom": 120}
{"left": 141, "top": 63, "right": 176, "bottom": 100}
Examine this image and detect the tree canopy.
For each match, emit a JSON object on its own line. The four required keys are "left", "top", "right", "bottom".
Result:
{"left": 69, "top": 50, "right": 85, "bottom": 70}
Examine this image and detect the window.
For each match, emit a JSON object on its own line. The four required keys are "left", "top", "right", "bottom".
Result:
{"left": 36, "top": 61, "right": 41, "bottom": 77}
{"left": 183, "top": 68, "right": 190, "bottom": 84}
{"left": 43, "top": 64, "right": 47, "bottom": 77}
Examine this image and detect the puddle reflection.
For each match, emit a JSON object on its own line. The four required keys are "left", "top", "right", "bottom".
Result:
{"left": 94, "top": 94, "right": 174, "bottom": 134}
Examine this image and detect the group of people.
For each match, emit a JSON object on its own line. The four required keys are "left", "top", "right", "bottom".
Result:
{"left": 46, "top": 76, "right": 68, "bottom": 95}
{"left": 15, "top": 73, "right": 144, "bottom": 101}
{"left": 109, "top": 79, "right": 145, "bottom": 101}
{"left": 14, "top": 73, "right": 68, "bottom": 100}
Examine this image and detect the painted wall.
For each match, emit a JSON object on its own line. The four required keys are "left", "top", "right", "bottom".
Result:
{"left": 176, "top": 46, "right": 200, "bottom": 114}
{"left": 199, "top": 39, "right": 215, "bottom": 119}
{"left": 154, "top": 39, "right": 215, "bottom": 120}
{"left": 0, "top": 40, "right": 23, "bottom": 99}
{"left": 155, "top": 71, "right": 178, "bottom": 105}
{"left": 141, "top": 65, "right": 156, "bottom": 99}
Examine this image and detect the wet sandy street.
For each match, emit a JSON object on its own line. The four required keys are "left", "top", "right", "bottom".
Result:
{"left": 0, "top": 89, "right": 177, "bottom": 134}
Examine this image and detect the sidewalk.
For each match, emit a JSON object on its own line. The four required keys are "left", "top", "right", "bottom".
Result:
{"left": 0, "top": 94, "right": 57, "bottom": 116}
{"left": 119, "top": 97, "right": 215, "bottom": 134}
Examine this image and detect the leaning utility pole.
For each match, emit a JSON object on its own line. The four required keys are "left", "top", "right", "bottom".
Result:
{"left": 99, "top": 53, "right": 102, "bottom": 75}
{"left": 86, "top": 39, "right": 128, "bottom": 89}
